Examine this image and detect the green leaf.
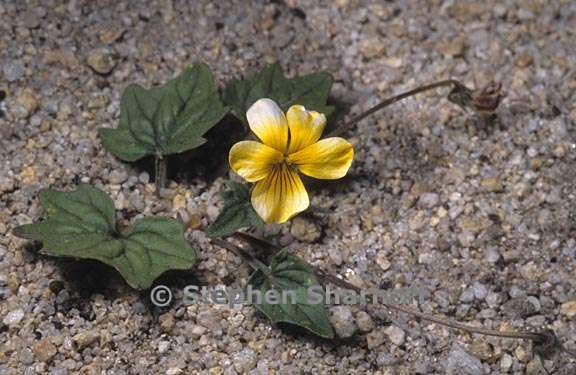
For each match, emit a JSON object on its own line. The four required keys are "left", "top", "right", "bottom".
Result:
{"left": 13, "top": 184, "right": 196, "bottom": 289}
{"left": 99, "top": 63, "right": 228, "bottom": 162}
{"left": 223, "top": 63, "right": 334, "bottom": 125}
{"left": 206, "top": 181, "right": 264, "bottom": 238}
{"left": 247, "top": 249, "right": 335, "bottom": 338}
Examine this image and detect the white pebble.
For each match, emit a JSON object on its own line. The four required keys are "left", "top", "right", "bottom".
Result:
{"left": 3, "top": 309, "right": 25, "bottom": 326}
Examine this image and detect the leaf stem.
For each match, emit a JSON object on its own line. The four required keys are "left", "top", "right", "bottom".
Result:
{"left": 316, "top": 269, "right": 544, "bottom": 341}
{"left": 328, "top": 79, "right": 462, "bottom": 137}
{"left": 211, "top": 238, "right": 270, "bottom": 275}
{"left": 233, "top": 232, "right": 549, "bottom": 344}
{"left": 155, "top": 155, "right": 167, "bottom": 198}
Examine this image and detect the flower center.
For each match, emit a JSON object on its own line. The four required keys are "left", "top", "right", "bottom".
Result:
{"left": 271, "top": 156, "right": 296, "bottom": 173}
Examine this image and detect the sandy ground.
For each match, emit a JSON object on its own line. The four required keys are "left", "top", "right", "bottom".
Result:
{"left": 1, "top": 0, "right": 576, "bottom": 374}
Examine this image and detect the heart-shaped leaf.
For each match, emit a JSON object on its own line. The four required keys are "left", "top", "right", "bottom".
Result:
{"left": 223, "top": 63, "right": 334, "bottom": 125}
{"left": 99, "top": 63, "right": 228, "bottom": 162}
{"left": 207, "top": 181, "right": 264, "bottom": 238}
{"left": 13, "top": 184, "right": 196, "bottom": 289}
{"left": 248, "top": 249, "right": 334, "bottom": 338}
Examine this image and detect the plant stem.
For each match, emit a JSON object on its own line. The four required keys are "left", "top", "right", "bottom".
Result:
{"left": 315, "top": 269, "right": 544, "bottom": 341}
{"left": 328, "top": 79, "right": 461, "bottom": 137}
{"left": 155, "top": 155, "right": 167, "bottom": 198}
{"left": 210, "top": 238, "right": 270, "bottom": 275}
{"left": 232, "top": 232, "right": 548, "bottom": 344}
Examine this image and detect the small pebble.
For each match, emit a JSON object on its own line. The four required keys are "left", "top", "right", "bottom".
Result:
{"left": 3, "top": 62, "right": 25, "bottom": 82}
{"left": 366, "top": 328, "right": 386, "bottom": 349}
{"left": 157, "top": 341, "right": 170, "bottom": 354}
{"left": 72, "top": 330, "right": 100, "bottom": 350}
{"left": 419, "top": 192, "right": 440, "bottom": 208}
{"left": 359, "top": 37, "right": 386, "bottom": 59}
{"left": 328, "top": 247, "right": 343, "bottom": 266}
{"left": 3, "top": 309, "right": 25, "bottom": 326}
{"left": 500, "top": 354, "right": 513, "bottom": 372}
{"left": 16, "top": 88, "right": 39, "bottom": 117}
{"left": 445, "top": 344, "right": 484, "bottom": 375}
{"left": 290, "top": 217, "right": 321, "bottom": 243}
{"left": 32, "top": 338, "right": 58, "bottom": 362}
{"left": 232, "top": 348, "right": 257, "bottom": 373}
{"left": 472, "top": 282, "right": 488, "bottom": 300}
{"left": 86, "top": 48, "right": 118, "bottom": 75}
{"left": 376, "top": 251, "right": 391, "bottom": 270}
{"left": 384, "top": 325, "right": 405, "bottom": 346}
{"left": 459, "top": 288, "right": 475, "bottom": 303}
{"left": 355, "top": 311, "right": 375, "bottom": 332}
{"left": 560, "top": 300, "right": 576, "bottom": 318}
{"left": 21, "top": 11, "right": 41, "bottom": 29}
{"left": 329, "top": 306, "right": 357, "bottom": 338}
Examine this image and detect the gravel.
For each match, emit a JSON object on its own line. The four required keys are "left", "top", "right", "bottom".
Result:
{"left": 446, "top": 344, "right": 485, "bottom": 375}
{"left": 384, "top": 325, "right": 405, "bottom": 347}
{"left": 1, "top": 0, "right": 575, "bottom": 373}
{"left": 329, "top": 305, "right": 357, "bottom": 338}
{"left": 2, "top": 309, "right": 24, "bottom": 326}
{"left": 2, "top": 62, "right": 25, "bottom": 82}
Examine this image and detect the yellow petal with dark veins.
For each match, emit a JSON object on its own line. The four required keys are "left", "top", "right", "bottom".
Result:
{"left": 289, "top": 137, "right": 354, "bottom": 179}
{"left": 229, "top": 141, "right": 283, "bottom": 182}
{"left": 286, "top": 104, "right": 326, "bottom": 154}
{"left": 251, "top": 164, "right": 309, "bottom": 223}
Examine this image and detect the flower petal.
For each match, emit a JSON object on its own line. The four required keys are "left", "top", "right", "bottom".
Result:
{"left": 289, "top": 137, "right": 354, "bottom": 179}
{"left": 286, "top": 105, "right": 326, "bottom": 154}
{"left": 246, "top": 98, "right": 288, "bottom": 152}
{"left": 251, "top": 164, "right": 309, "bottom": 224}
{"left": 229, "top": 141, "right": 283, "bottom": 182}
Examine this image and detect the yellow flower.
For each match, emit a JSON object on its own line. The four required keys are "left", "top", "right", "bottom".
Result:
{"left": 229, "top": 98, "right": 354, "bottom": 224}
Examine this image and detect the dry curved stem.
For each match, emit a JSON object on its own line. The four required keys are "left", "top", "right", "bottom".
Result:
{"left": 328, "top": 78, "right": 505, "bottom": 137}
{"left": 327, "top": 79, "right": 464, "bottom": 137}
{"left": 232, "top": 232, "right": 570, "bottom": 350}
{"left": 315, "top": 268, "right": 544, "bottom": 341}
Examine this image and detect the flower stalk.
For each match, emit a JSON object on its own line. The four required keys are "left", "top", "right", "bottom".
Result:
{"left": 329, "top": 79, "right": 461, "bottom": 137}
{"left": 228, "top": 233, "right": 569, "bottom": 352}
{"left": 329, "top": 79, "right": 503, "bottom": 137}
